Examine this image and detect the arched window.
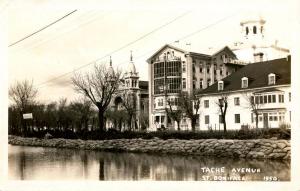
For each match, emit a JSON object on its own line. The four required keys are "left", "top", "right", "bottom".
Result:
{"left": 246, "top": 27, "right": 249, "bottom": 35}
{"left": 253, "top": 26, "right": 257, "bottom": 34}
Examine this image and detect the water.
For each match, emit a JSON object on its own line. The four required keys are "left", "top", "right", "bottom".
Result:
{"left": 8, "top": 145, "right": 290, "bottom": 181}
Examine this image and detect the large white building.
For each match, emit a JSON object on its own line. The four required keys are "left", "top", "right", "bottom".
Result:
{"left": 147, "top": 44, "right": 245, "bottom": 131}
{"left": 197, "top": 57, "right": 291, "bottom": 130}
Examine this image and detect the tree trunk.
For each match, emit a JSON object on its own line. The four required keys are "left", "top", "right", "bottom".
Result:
{"left": 255, "top": 113, "right": 259, "bottom": 129}
{"left": 191, "top": 118, "right": 196, "bottom": 132}
{"left": 223, "top": 116, "right": 227, "bottom": 133}
{"left": 20, "top": 111, "right": 26, "bottom": 136}
{"left": 98, "top": 108, "right": 105, "bottom": 132}
{"left": 177, "top": 121, "right": 180, "bottom": 131}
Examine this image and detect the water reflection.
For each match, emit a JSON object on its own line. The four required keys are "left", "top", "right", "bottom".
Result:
{"left": 8, "top": 145, "right": 290, "bottom": 181}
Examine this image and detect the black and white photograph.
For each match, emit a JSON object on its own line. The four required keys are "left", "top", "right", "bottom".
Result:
{"left": 1, "top": 0, "right": 300, "bottom": 190}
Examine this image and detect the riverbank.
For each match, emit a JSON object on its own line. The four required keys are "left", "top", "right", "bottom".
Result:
{"left": 8, "top": 135, "right": 290, "bottom": 160}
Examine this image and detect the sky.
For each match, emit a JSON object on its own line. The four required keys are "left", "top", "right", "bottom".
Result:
{"left": 3, "top": 0, "right": 299, "bottom": 103}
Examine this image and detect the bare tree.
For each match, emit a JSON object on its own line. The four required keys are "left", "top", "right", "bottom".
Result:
{"left": 179, "top": 91, "right": 201, "bottom": 132}
{"left": 243, "top": 93, "right": 261, "bottom": 129}
{"left": 9, "top": 80, "right": 38, "bottom": 135}
{"left": 69, "top": 98, "right": 93, "bottom": 132}
{"left": 216, "top": 94, "right": 228, "bottom": 133}
{"left": 165, "top": 98, "right": 182, "bottom": 131}
{"left": 72, "top": 63, "right": 121, "bottom": 132}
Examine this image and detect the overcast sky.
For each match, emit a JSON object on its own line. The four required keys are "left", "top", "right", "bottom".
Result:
{"left": 3, "top": 0, "right": 299, "bottom": 103}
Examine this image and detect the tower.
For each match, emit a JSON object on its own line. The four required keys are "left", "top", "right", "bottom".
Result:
{"left": 124, "top": 51, "right": 139, "bottom": 90}
{"left": 124, "top": 51, "right": 141, "bottom": 130}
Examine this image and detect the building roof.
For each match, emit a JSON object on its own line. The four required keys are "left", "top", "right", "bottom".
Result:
{"left": 198, "top": 56, "right": 291, "bottom": 95}
{"left": 147, "top": 44, "right": 237, "bottom": 63}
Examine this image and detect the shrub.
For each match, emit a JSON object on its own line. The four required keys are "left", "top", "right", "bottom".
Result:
{"left": 11, "top": 127, "right": 290, "bottom": 140}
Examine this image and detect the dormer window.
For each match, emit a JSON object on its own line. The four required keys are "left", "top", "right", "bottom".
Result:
{"left": 268, "top": 73, "right": 276, "bottom": 85}
{"left": 241, "top": 77, "right": 248, "bottom": 88}
{"left": 218, "top": 81, "right": 224, "bottom": 91}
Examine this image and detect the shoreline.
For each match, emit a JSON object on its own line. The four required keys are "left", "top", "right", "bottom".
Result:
{"left": 8, "top": 135, "right": 290, "bottom": 160}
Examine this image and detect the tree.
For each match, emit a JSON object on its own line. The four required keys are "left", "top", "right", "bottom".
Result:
{"left": 216, "top": 94, "right": 228, "bottom": 133}
{"left": 243, "top": 93, "right": 261, "bottom": 129}
{"left": 165, "top": 98, "right": 182, "bottom": 131}
{"left": 69, "top": 98, "right": 93, "bottom": 132}
{"left": 178, "top": 91, "right": 201, "bottom": 132}
{"left": 72, "top": 63, "right": 121, "bottom": 132}
{"left": 121, "top": 91, "right": 137, "bottom": 131}
{"left": 9, "top": 80, "right": 38, "bottom": 135}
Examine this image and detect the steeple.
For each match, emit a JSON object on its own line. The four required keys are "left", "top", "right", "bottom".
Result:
{"left": 109, "top": 56, "right": 112, "bottom": 66}
{"left": 130, "top": 50, "right": 133, "bottom": 62}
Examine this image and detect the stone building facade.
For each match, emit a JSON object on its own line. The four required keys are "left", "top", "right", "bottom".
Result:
{"left": 106, "top": 53, "right": 149, "bottom": 131}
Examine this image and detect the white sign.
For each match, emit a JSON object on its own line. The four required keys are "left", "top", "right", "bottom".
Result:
{"left": 23, "top": 113, "right": 33, "bottom": 119}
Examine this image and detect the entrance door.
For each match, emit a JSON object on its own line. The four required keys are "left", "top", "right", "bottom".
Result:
{"left": 263, "top": 113, "right": 268, "bottom": 128}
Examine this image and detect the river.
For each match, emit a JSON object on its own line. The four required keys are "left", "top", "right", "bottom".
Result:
{"left": 8, "top": 145, "right": 290, "bottom": 181}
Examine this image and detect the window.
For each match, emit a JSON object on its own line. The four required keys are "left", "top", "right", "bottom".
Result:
{"left": 166, "top": 61, "right": 181, "bottom": 76}
{"left": 192, "top": 64, "right": 195, "bottom": 73}
{"left": 157, "top": 99, "right": 164, "bottom": 106}
{"left": 219, "top": 98, "right": 224, "bottom": 107}
{"left": 268, "top": 95, "right": 272, "bottom": 103}
{"left": 235, "top": 114, "right": 240, "bottom": 123}
{"left": 182, "top": 78, "right": 186, "bottom": 89}
{"left": 264, "top": 95, "right": 267, "bottom": 103}
{"left": 241, "top": 77, "right": 248, "bottom": 88}
{"left": 199, "top": 67, "right": 203, "bottom": 73}
{"left": 259, "top": 96, "right": 263, "bottom": 104}
{"left": 193, "top": 80, "right": 196, "bottom": 89}
{"left": 255, "top": 96, "right": 259, "bottom": 104}
{"left": 205, "top": 115, "right": 210, "bottom": 124}
{"left": 279, "top": 94, "right": 284, "bottom": 103}
{"left": 246, "top": 26, "right": 249, "bottom": 35}
{"left": 166, "top": 77, "right": 181, "bottom": 93}
{"left": 207, "top": 67, "right": 210, "bottom": 74}
{"left": 200, "top": 80, "right": 203, "bottom": 89}
{"left": 234, "top": 97, "right": 240, "bottom": 106}
{"left": 155, "top": 116, "right": 159, "bottom": 123}
{"left": 253, "top": 26, "right": 257, "bottom": 34}
{"left": 260, "top": 26, "right": 263, "bottom": 34}
{"left": 220, "top": 69, "right": 223, "bottom": 75}
{"left": 204, "top": 100, "right": 209, "bottom": 108}
{"left": 289, "top": 92, "right": 291, "bottom": 102}
{"left": 182, "top": 62, "right": 186, "bottom": 73}
{"left": 268, "top": 73, "right": 276, "bottom": 85}
{"left": 218, "top": 81, "right": 224, "bottom": 91}
{"left": 272, "top": 95, "right": 276, "bottom": 103}
{"left": 154, "top": 62, "right": 165, "bottom": 78}
{"left": 207, "top": 79, "right": 211, "bottom": 87}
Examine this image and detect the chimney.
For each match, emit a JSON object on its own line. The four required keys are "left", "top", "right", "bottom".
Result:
{"left": 253, "top": 52, "right": 264, "bottom": 62}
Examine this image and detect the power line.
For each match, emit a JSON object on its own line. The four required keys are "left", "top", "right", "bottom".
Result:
{"left": 8, "top": 9, "right": 77, "bottom": 47}
{"left": 35, "top": 10, "right": 191, "bottom": 88}
{"left": 13, "top": 10, "right": 110, "bottom": 53}
{"left": 37, "top": 11, "right": 236, "bottom": 87}
{"left": 174, "top": 13, "right": 236, "bottom": 42}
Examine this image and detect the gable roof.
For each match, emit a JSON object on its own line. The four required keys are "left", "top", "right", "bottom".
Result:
{"left": 198, "top": 56, "right": 291, "bottom": 95}
{"left": 211, "top": 46, "right": 237, "bottom": 58}
{"left": 146, "top": 44, "right": 187, "bottom": 63}
{"left": 147, "top": 44, "right": 238, "bottom": 63}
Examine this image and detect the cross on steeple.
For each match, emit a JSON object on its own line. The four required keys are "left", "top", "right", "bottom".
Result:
{"left": 109, "top": 56, "right": 112, "bottom": 66}
{"left": 130, "top": 50, "right": 133, "bottom": 62}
